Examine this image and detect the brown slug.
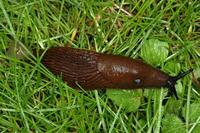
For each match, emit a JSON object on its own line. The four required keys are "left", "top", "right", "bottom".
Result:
{"left": 42, "top": 47, "right": 193, "bottom": 99}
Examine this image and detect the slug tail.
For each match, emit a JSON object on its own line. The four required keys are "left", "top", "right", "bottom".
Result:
{"left": 166, "top": 68, "right": 193, "bottom": 99}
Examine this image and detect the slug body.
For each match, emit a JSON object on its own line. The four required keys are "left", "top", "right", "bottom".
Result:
{"left": 42, "top": 47, "right": 192, "bottom": 99}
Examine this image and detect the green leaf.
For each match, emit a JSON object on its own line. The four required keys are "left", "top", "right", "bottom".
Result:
{"left": 182, "top": 102, "right": 200, "bottom": 122}
{"left": 106, "top": 90, "right": 142, "bottom": 112}
{"left": 162, "top": 114, "right": 185, "bottom": 133}
{"left": 143, "top": 88, "right": 168, "bottom": 101}
{"left": 164, "top": 98, "right": 183, "bottom": 115}
{"left": 140, "top": 39, "right": 169, "bottom": 66}
{"left": 164, "top": 61, "right": 181, "bottom": 76}
{"left": 182, "top": 102, "right": 200, "bottom": 132}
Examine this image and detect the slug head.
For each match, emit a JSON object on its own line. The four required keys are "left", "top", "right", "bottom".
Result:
{"left": 166, "top": 68, "right": 193, "bottom": 99}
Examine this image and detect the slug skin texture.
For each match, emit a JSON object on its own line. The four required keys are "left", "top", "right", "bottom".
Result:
{"left": 42, "top": 47, "right": 169, "bottom": 90}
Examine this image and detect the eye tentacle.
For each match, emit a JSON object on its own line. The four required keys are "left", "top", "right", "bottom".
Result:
{"left": 166, "top": 68, "right": 193, "bottom": 99}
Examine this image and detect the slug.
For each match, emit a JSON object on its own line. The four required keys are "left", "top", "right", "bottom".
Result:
{"left": 42, "top": 47, "right": 193, "bottom": 99}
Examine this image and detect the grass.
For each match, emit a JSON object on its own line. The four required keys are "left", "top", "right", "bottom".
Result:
{"left": 0, "top": 0, "right": 199, "bottom": 132}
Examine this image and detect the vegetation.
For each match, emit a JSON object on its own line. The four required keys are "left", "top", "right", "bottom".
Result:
{"left": 0, "top": 0, "right": 199, "bottom": 132}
